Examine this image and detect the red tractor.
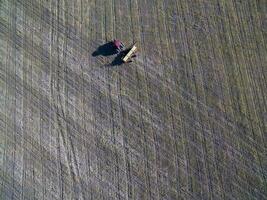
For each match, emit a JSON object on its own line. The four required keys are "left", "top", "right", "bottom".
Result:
{"left": 113, "top": 39, "right": 125, "bottom": 53}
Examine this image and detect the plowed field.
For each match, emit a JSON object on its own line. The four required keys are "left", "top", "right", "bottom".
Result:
{"left": 0, "top": 0, "right": 266, "bottom": 199}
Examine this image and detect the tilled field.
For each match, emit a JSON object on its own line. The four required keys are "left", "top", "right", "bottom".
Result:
{"left": 0, "top": 0, "right": 266, "bottom": 199}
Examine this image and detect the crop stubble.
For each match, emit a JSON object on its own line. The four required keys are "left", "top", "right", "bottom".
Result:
{"left": 0, "top": 0, "right": 266, "bottom": 199}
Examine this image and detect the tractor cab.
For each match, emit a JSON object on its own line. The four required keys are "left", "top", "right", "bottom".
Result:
{"left": 113, "top": 39, "right": 125, "bottom": 53}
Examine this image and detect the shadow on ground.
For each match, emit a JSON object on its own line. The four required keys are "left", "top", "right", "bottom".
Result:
{"left": 110, "top": 51, "right": 125, "bottom": 66}
{"left": 92, "top": 42, "right": 117, "bottom": 57}
{"left": 92, "top": 42, "right": 134, "bottom": 67}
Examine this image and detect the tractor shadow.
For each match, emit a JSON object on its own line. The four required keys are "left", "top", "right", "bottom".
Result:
{"left": 92, "top": 42, "right": 117, "bottom": 57}
{"left": 92, "top": 42, "right": 133, "bottom": 67}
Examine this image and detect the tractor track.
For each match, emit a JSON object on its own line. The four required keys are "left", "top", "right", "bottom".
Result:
{"left": 1, "top": 0, "right": 266, "bottom": 199}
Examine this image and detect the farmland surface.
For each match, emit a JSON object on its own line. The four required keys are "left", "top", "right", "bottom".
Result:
{"left": 0, "top": 0, "right": 266, "bottom": 199}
